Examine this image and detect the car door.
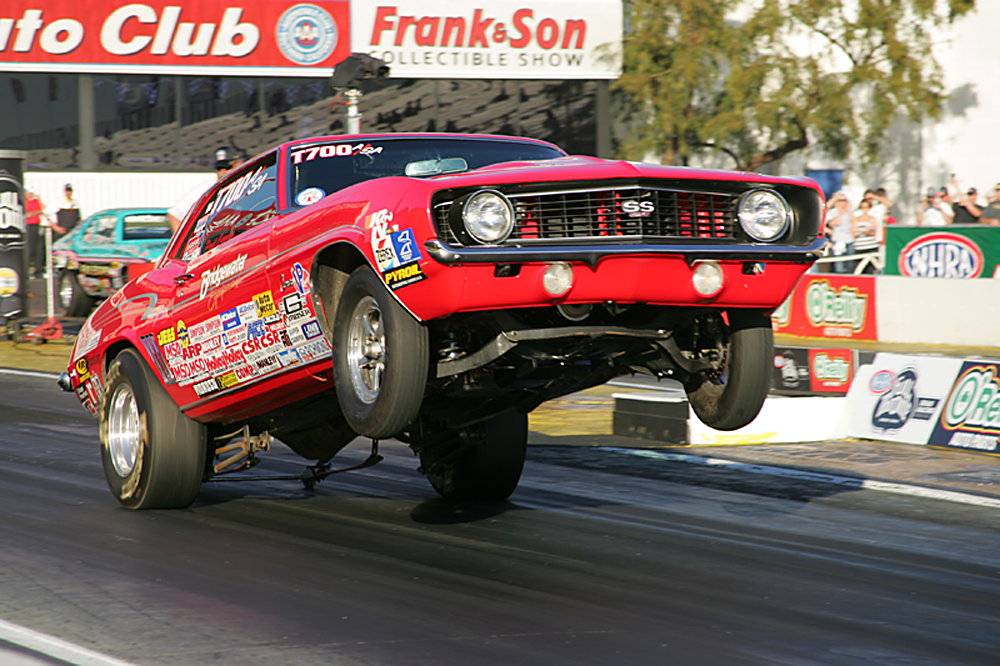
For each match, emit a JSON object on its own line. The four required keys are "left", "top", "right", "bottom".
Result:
{"left": 148, "top": 153, "right": 281, "bottom": 407}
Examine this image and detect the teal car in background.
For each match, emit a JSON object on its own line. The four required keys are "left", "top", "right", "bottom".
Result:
{"left": 52, "top": 208, "right": 171, "bottom": 316}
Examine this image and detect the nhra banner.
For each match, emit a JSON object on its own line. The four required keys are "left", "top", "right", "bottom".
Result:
{"left": 884, "top": 226, "right": 1000, "bottom": 279}
{"left": 771, "top": 274, "right": 878, "bottom": 342}
{"left": 0, "top": 1, "right": 350, "bottom": 76}
{"left": 351, "top": 0, "right": 623, "bottom": 79}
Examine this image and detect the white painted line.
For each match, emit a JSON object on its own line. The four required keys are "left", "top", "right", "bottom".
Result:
{"left": 0, "top": 368, "right": 62, "bottom": 380}
{"left": 0, "top": 618, "right": 138, "bottom": 666}
{"left": 602, "top": 447, "right": 1000, "bottom": 509}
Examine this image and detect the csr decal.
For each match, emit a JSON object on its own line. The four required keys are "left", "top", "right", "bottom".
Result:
{"left": 805, "top": 280, "right": 868, "bottom": 332}
{"left": 898, "top": 233, "right": 983, "bottom": 279}
{"left": 931, "top": 363, "right": 1000, "bottom": 452}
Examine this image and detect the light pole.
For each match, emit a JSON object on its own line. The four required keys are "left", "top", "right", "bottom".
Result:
{"left": 331, "top": 54, "right": 390, "bottom": 134}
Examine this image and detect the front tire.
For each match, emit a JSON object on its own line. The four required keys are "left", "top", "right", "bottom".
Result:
{"left": 332, "top": 266, "right": 429, "bottom": 438}
{"left": 100, "top": 349, "right": 207, "bottom": 509}
{"left": 60, "top": 270, "right": 94, "bottom": 317}
{"left": 684, "top": 310, "right": 772, "bottom": 431}
{"left": 421, "top": 410, "right": 528, "bottom": 502}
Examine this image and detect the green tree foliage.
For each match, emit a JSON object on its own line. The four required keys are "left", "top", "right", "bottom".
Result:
{"left": 616, "top": 0, "right": 975, "bottom": 171}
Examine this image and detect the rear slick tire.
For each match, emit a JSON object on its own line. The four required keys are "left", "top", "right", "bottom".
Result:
{"left": 100, "top": 348, "right": 207, "bottom": 509}
{"left": 684, "top": 310, "right": 772, "bottom": 431}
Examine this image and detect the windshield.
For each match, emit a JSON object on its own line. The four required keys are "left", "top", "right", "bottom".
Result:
{"left": 288, "top": 138, "right": 565, "bottom": 207}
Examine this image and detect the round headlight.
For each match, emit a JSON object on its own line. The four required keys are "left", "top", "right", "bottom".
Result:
{"left": 738, "top": 190, "right": 790, "bottom": 241}
{"left": 462, "top": 190, "right": 514, "bottom": 244}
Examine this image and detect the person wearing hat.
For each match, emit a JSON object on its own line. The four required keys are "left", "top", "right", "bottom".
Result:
{"left": 917, "top": 187, "right": 953, "bottom": 227}
{"left": 167, "top": 147, "right": 243, "bottom": 234}
{"left": 48, "top": 183, "right": 81, "bottom": 238}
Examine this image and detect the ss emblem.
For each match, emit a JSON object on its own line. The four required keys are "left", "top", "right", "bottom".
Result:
{"left": 622, "top": 200, "right": 654, "bottom": 217}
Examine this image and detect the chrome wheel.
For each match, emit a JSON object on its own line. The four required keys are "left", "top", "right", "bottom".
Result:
{"left": 107, "top": 384, "right": 141, "bottom": 477}
{"left": 347, "top": 295, "right": 384, "bottom": 405}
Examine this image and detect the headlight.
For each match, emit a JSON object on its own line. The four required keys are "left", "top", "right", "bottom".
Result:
{"left": 462, "top": 190, "right": 514, "bottom": 244}
{"left": 738, "top": 189, "right": 790, "bottom": 241}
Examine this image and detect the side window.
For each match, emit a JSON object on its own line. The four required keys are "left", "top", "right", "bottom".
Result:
{"left": 83, "top": 216, "right": 117, "bottom": 244}
{"left": 123, "top": 213, "right": 171, "bottom": 240}
{"left": 178, "top": 153, "right": 278, "bottom": 261}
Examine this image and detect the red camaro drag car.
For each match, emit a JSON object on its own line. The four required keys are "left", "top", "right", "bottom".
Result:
{"left": 60, "top": 133, "right": 824, "bottom": 509}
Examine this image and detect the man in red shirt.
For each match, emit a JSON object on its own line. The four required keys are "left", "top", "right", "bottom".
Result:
{"left": 24, "top": 190, "right": 46, "bottom": 278}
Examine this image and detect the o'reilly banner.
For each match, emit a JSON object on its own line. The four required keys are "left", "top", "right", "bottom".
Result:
{"left": 351, "top": 1, "right": 623, "bottom": 79}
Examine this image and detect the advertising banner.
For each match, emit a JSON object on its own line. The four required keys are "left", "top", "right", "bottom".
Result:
{"left": 928, "top": 360, "right": 1000, "bottom": 454}
{"left": 772, "top": 346, "right": 857, "bottom": 395}
{"left": 0, "top": 150, "right": 27, "bottom": 322}
{"left": 0, "top": 1, "right": 350, "bottom": 76}
{"left": 885, "top": 226, "right": 1000, "bottom": 278}
{"left": 771, "top": 274, "right": 878, "bottom": 341}
{"left": 351, "top": 0, "right": 623, "bottom": 79}
{"left": 840, "top": 353, "right": 964, "bottom": 445}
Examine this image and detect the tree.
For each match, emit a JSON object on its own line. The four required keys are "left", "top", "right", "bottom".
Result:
{"left": 615, "top": 0, "right": 976, "bottom": 171}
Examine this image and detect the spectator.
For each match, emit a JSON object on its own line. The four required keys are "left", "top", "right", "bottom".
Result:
{"left": 951, "top": 177, "right": 981, "bottom": 224}
{"left": 980, "top": 183, "right": 1000, "bottom": 227}
{"left": 23, "top": 190, "right": 46, "bottom": 278}
{"left": 852, "top": 198, "right": 881, "bottom": 259}
{"left": 167, "top": 147, "right": 242, "bottom": 233}
{"left": 49, "top": 183, "right": 81, "bottom": 239}
{"left": 825, "top": 192, "right": 854, "bottom": 274}
{"left": 864, "top": 187, "right": 894, "bottom": 226}
{"left": 917, "top": 188, "right": 953, "bottom": 226}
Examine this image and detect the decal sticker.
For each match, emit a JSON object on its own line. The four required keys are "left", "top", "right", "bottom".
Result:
{"left": 176, "top": 320, "right": 190, "bottom": 348}
{"left": 277, "top": 348, "right": 302, "bottom": 367}
{"left": 215, "top": 372, "right": 240, "bottom": 390}
{"left": 157, "top": 326, "right": 176, "bottom": 346}
{"left": 204, "top": 167, "right": 268, "bottom": 218}
{"left": 0, "top": 267, "right": 19, "bottom": 297}
{"left": 383, "top": 261, "right": 427, "bottom": 290}
{"left": 291, "top": 143, "right": 383, "bottom": 164}
{"left": 295, "top": 188, "right": 325, "bottom": 206}
{"left": 254, "top": 291, "right": 278, "bottom": 319}
{"left": 247, "top": 319, "right": 267, "bottom": 338}
{"left": 302, "top": 320, "right": 322, "bottom": 340}
{"left": 75, "top": 357, "right": 91, "bottom": 383}
{"left": 292, "top": 262, "right": 310, "bottom": 294}
{"left": 189, "top": 317, "right": 222, "bottom": 344}
{"left": 199, "top": 254, "right": 247, "bottom": 300}
{"left": 193, "top": 378, "right": 219, "bottom": 397}
{"left": 238, "top": 301, "right": 258, "bottom": 320}
{"left": 73, "top": 321, "right": 101, "bottom": 361}
{"left": 220, "top": 308, "right": 241, "bottom": 331}
{"left": 222, "top": 326, "right": 249, "bottom": 346}
{"left": 283, "top": 292, "right": 305, "bottom": 315}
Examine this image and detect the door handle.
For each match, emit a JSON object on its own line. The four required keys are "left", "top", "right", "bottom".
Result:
{"left": 174, "top": 273, "right": 195, "bottom": 286}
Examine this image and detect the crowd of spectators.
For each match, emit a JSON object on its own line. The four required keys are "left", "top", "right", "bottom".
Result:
{"left": 822, "top": 178, "right": 1000, "bottom": 274}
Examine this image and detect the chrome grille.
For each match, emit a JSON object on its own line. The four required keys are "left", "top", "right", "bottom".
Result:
{"left": 435, "top": 186, "right": 740, "bottom": 245}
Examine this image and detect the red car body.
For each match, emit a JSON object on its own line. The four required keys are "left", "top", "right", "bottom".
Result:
{"left": 63, "top": 134, "right": 824, "bottom": 508}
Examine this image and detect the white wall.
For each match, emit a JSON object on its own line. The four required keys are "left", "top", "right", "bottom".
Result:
{"left": 876, "top": 276, "right": 1000, "bottom": 347}
{"left": 24, "top": 172, "right": 215, "bottom": 219}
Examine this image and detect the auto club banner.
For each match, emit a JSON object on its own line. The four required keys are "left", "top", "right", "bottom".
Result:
{"left": 771, "top": 274, "right": 878, "bottom": 342}
{"left": 884, "top": 225, "right": 1000, "bottom": 278}
{"left": 351, "top": 0, "right": 623, "bottom": 79}
{"left": 0, "top": 1, "right": 350, "bottom": 76}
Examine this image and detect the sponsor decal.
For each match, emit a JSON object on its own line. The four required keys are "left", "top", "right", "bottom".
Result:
{"left": 287, "top": 309, "right": 310, "bottom": 323}
{"left": 156, "top": 326, "right": 176, "bottom": 346}
{"left": 193, "top": 378, "right": 219, "bottom": 397}
{"left": 234, "top": 364, "right": 258, "bottom": 381}
{"left": 622, "top": 200, "right": 654, "bottom": 218}
{"left": 247, "top": 319, "right": 267, "bottom": 338}
{"left": 869, "top": 370, "right": 896, "bottom": 395}
{"left": 199, "top": 254, "right": 247, "bottom": 300}
{"left": 73, "top": 321, "right": 101, "bottom": 361}
{"left": 295, "top": 187, "right": 326, "bottom": 206}
{"left": 287, "top": 326, "right": 306, "bottom": 345}
{"left": 383, "top": 261, "right": 427, "bottom": 290}
{"left": 806, "top": 280, "right": 867, "bottom": 332}
{"left": 929, "top": 362, "right": 1000, "bottom": 452}
{"left": 222, "top": 325, "right": 249, "bottom": 345}
{"left": 275, "top": 3, "right": 340, "bottom": 65}
{"left": 772, "top": 275, "right": 877, "bottom": 341}
{"left": 75, "top": 357, "right": 91, "bottom": 383}
{"left": 290, "top": 143, "right": 383, "bottom": 164}
{"left": 0, "top": 267, "right": 20, "bottom": 297}
{"left": 871, "top": 368, "right": 939, "bottom": 432}
{"left": 277, "top": 347, "right": 302, "bottom": 366}
{"left": 254, "top": 290, "right": 278, "bottom": 318}
{"left": 898, "top": 233, "right": 984, "bottom": 279}
{"left": 255, "top": 354, "right": 280, "bottom": 372}
{"left": 171, "top": 347, "right": 247, "bottom": 384}
{"left": 220, "top": 307, "right": 241, "bottom": 331}
{"left": 204, "top": 168, "right": 267, "bottom": 218}
{"left": 809, "top": 349, "right": 853, "bottom": 393}
{"left": 292, "top": 262, "right": 310, "bottom": 294}
{"left": 189, "top": 316, "right": 222, "bottom": 343}
{"left": 296, "top": 339, "right": 331, "bottom": 362}
{"left": 302, "top": 320, "right": 322, "bottom": 339}
{"left": 176, "top": 320, "right": 190, "bottom": 348}
{"left": 283, "top": 292, "right": 305, "bottom": 314}
{"left": 215, "top": 371, "right": 240, "bottom": 390}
